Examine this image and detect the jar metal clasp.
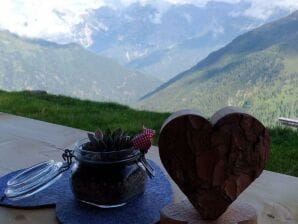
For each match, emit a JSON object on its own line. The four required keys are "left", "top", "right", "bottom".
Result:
{"left": 139, "top": 154, "right": 155, "bottom": 178}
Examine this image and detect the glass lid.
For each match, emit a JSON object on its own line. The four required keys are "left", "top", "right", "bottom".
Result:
{"left": 4, "top": 160, "right": 66, "bottom": 200}
{"left": 4, "top": 149, "right": 74, "bottom": 200}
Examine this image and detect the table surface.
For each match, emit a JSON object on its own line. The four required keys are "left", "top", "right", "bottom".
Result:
{"left": 0, "top": 112, "right": 297, "bottom": 224}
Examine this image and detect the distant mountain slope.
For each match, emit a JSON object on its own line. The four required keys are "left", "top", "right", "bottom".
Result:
{"left": 0, "top": 30, "right": 160, "bottom": 104}
{"left": 88, "top": 1, "right": 289, "bottom": 81}
{"left": 138, "top": 11, "right": 298, "bottom": 125}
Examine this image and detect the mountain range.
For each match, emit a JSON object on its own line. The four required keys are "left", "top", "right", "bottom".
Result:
{"left": 138, "top": 11, "right": 298, "bottom": 125}
{"left": 0, "top": 30, "right": 160, "bottom": 104}
{"left": 0, "top": 3, "right": 297, "bottom": 126}
{"left": 86, "top": 1, "right": 289, "bottom": 81}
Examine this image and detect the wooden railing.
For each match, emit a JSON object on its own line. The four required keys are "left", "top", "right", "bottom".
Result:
{"left": 279, "top": 117, "right": 298, "bottom": 128}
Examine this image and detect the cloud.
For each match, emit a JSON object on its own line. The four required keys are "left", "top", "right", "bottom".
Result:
{"left": 0, "top": 0, "right": 297, "bottom": 46}
{"left": 0, "top": 0, "right": 105, "bottom": 46}
{"left": 243, "top": 0, "right": 298, "bottom": 20}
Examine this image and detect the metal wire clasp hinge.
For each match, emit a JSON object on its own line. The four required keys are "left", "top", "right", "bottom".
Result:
{"left": 62, "top": 149, "right": 74, "bottom": 166}
{"left": 139, "top": 154, "right": 155, "bottom": 178}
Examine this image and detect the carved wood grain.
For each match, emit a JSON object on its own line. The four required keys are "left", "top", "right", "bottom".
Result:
{"left": 158, "top": 107, "right": 270, "bottom": 219}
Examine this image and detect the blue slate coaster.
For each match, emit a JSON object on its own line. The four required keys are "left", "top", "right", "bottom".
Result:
{"left": 0, "top": 161, "right": 172, "bottom": 224}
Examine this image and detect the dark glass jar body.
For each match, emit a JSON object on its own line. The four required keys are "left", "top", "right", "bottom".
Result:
{"left": 70, "top": 139, "right": 147, "bottom": 208}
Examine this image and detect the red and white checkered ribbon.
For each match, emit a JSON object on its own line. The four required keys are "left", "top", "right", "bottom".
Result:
{"left": 132, "top": 128, "right": 155, "bottom": 153}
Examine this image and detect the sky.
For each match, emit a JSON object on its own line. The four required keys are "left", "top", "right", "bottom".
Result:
{"left": 0, "top": 0, "right": 298, "bottom": 46}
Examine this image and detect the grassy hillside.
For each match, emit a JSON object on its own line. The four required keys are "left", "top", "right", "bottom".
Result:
{"left": 0, "top": 90, "right": 168, "bottom": 136}
{"left": 0, "top": 90, "right": 297, "bottom": 177}
{"left": 0, "top": 30, "right": 160, "bottom": 104}
{"left": 138, "top": 11, "right": 298, "bottom": 126}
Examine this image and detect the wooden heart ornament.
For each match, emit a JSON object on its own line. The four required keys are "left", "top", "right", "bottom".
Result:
{"left": 158, "top": 107, "right": 270, "bottom": 220}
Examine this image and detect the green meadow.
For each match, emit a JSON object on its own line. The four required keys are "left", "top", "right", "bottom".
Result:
{"left": 0, "top": 90, "right": 297, "bottom": 177}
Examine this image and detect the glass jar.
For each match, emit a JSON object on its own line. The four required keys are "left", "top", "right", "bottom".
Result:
{"left": 4, "top": 139, "right": 154, "bottom": 207}
{"left": 70, "top": 139, "right": 147, "bottom": 208}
